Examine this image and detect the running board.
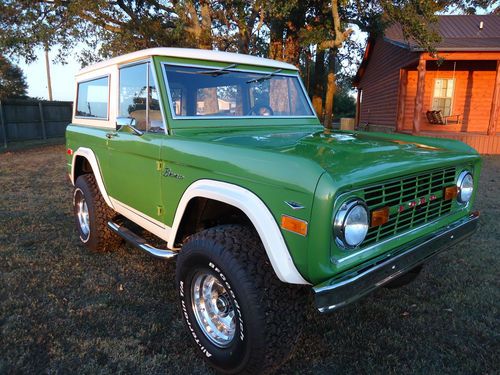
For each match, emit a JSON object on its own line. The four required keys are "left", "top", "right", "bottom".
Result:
{"left": 107, "top": 221, "right": 177, "bottom": 259}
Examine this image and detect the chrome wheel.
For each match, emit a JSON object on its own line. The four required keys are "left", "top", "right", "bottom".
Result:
{"left": 75, "top": 189, "right": 90, "bottom": 240}
{"left": 191, "top": 271, "right": 236, "bottom": 348}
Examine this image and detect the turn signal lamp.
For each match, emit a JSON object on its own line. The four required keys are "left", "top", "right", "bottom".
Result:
{"left": 371, "top": 206, "right": 389, "bottom": 227}
{"left": 281, "top": 215, "right": 308, "bottom": 236}
{"left": 444, "top": 185, "right": 458, "bottom": 201}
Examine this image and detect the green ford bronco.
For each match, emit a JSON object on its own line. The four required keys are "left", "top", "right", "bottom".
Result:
{"left": 66, "top": 48, "right": 480, "bottom": 374}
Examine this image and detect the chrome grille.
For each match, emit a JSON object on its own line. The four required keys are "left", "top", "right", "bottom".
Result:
{"left": 363, "top": 167, "right": 456, "bottom": 246}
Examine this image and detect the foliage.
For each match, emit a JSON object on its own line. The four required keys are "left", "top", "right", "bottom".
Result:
{"left": 0, "top": 0, "right": 496, "bottom": 116}
{"left": 0, "top": 56, "right": 28, "bottom": 100}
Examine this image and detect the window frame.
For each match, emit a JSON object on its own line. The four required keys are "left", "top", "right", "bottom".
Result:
{"left": 118, "top": 59, "right": 166, "bottom": 134}
{"left": 161, "top": 62, "right": 316, "bottom": 120}
{"left": 431, "top": 78, "right": 455, "bottom": 117}
{"left": 74, "top": 74, "right": 111, "bottom": 121}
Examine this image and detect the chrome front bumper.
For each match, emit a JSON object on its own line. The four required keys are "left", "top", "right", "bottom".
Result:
{"left": 314, "top": 211, "right": 480, "bottom": 313}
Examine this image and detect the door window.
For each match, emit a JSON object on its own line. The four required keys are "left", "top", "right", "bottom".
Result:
{"left": 119, "top": 63, "right": 163, "bottom": 132}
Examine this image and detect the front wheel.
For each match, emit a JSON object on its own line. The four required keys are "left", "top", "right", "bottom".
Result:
{"left": 175, "top": 225, "right": 306, "bottom": 374}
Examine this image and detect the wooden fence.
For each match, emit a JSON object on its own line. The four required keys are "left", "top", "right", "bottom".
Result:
{"left": 0, "top": 99, "right": 72, "bottom": 148}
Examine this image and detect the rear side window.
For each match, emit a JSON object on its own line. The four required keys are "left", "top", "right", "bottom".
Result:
{"left": 76, "top": 76, "right": 109, "bottom": 119}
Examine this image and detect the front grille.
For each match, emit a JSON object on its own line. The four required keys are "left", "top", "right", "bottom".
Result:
{"left": 363, "top": 167, "right": 456, "bottom": 246}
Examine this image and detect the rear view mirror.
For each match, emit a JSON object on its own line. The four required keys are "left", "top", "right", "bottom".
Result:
{"left": 115, "top": 116, "right": 143, "bottom": 136}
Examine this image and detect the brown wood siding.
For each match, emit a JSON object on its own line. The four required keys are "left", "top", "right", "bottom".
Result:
{"left": 358, "top": 37, "right": 419, "bottom": 127}
{"left": 417, "top": 132, "right": 500, "bottom": 154}
{"left": 401, "top": 69, "right": 496, "bottom": 133}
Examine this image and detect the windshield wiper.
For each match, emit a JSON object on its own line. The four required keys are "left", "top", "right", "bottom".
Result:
{"left": 246, "top": 69, "right": 282, "bottom": 84}
{"left": 194, "top": 63, "right": 237, "bottom": 76}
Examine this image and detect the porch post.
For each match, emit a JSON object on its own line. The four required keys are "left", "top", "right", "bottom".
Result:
{"left": 487, "top": 60, "right": 500, "bottom": 136}
{"left": 396, "top": 69, "right": 408, "bottom": 132}
{"left": 413, "top": 56, "right": 426, "bottom": 134}
{"left": 355, "top": 88, "right": 361, "bottom": 128}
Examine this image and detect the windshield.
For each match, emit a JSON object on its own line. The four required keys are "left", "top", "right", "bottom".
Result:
{"left": 163, "top": 64, "right": 314, "bottom": 118}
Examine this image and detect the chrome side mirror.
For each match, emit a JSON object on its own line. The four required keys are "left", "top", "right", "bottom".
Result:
{"left": 115, "top": 116, "right": 143, "bottom": 136}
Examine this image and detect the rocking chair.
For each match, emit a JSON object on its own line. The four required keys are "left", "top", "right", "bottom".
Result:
{"left": 426, "top": 110, "right": 461, "bottom": 125}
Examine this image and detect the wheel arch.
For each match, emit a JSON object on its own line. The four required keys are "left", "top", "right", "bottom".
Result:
{"left": 71, "top": 147, "right": 114, "bottom": 209}
{"left": 169, "top": 179, "right": 309, "bottom": 285}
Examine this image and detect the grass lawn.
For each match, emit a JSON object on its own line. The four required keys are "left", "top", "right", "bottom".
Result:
{"left": 0, "top": 144, "right": 498, "bottom": 374}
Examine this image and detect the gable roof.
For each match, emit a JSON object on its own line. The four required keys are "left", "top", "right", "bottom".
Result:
{"left": 354, "top": 15, "right": 500, "bottom": 86}
{"left": 385, "top": 15, "right": 500, "bottom": 51}
{"left": 77, "top": 47, "right": 298, "bottom": 76}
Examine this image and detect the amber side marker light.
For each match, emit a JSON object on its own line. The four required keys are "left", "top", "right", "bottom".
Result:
{"left": 444, "top": 185, "right": 458, "bottom": 201}
{"left": 281, "top": 215, "right": 308, "bottom": 236}
{"left": 371, "top": 206, "right": 389, "bottom": 227}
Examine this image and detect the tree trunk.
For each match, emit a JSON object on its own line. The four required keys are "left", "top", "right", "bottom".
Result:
{"left": 412, "top": 56, "right": 426, "bottom": 134}
{"left": 269, "top": 21, "right": 284, "bottom": 61}
{"left": 311, "top": 49, "right": 325, "bottom": 122}
{"left": 283, "top": 23, "right": 300, "bottom": 66}
{"left": 184, "top": 0, "right": 217, "bottom": 115}
{"left": 323, "top": 50, "right": 336, "bottom": 129}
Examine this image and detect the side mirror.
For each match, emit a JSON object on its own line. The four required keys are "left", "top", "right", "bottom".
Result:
{"left": 115, "top": 116, "right": 143, "bottom": 136}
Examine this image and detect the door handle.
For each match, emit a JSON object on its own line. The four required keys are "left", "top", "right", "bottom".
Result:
{"left": 106, "top": 132, "right": 117, "bottom": 139}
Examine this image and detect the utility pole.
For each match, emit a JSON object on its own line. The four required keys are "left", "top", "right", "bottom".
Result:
{"left": 44, "top": 45, "right": 53, "bottom": 101}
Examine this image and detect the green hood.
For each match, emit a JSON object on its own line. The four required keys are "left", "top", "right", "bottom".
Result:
{"left": 190, "top": 126, "right": 479, "bottom": 190}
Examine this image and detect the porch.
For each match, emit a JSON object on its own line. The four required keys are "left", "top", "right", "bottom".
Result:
{"left": 395, "top": 52, "right": 500, "bottom": 154}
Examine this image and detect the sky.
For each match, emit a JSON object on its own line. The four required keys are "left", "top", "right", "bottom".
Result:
{"left": 18, "top": 47, "right": 81, "bottom": 101}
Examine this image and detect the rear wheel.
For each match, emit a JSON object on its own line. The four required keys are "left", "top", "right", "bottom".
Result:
{"left": 176, "top": 224, "right": 306, "bottom": 374}
{"left": 73, "top": 174, "right": 122, "bottom": 252}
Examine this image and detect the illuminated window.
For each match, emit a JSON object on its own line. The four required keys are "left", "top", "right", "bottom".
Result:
{"left": 432, "top": 78, "right": 454, "bottom": 116}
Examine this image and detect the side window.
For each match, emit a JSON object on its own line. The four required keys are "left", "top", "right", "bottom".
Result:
{"left": 76, "top": 76, "right": 109, "bottom": 119}
{"left": 119, "top": 63, "right": 163, "bottom": 132}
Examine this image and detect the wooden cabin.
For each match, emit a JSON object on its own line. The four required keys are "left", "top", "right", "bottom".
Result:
{"left": 354, "top": 15, "right": 500, "bottom": 154}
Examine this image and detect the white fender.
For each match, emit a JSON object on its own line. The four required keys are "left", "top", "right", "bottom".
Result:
{"left": 71, "top": 147, "right": 114, "bottom": 209}
{"left": 169, "top": 180, "right": 309, "bottom": 285}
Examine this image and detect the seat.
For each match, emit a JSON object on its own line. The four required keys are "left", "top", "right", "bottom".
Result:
{"left": 426, "top": 110, "right": 461, "bottom": 125}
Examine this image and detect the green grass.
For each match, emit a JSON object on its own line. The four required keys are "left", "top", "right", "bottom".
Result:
{"left": 0, "top": 145, "right": 498, "bottom": 374}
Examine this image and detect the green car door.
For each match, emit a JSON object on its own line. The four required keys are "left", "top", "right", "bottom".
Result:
{"left": 106, "top": 61, "right": 166, "bottom": 221}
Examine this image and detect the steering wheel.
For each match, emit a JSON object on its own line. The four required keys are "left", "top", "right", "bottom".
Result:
{"left": 247, "top": 104, "right": 274, "bottom": 116}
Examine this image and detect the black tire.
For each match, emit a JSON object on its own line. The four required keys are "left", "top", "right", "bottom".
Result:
{"left": 175, "top": 224, "right": 306, "bottom": 374}
{"left": 384, "top": 265, "right": 423, "bottom": 289}
{"left": 73, "top": 174, "right": 122, "bottom": 252}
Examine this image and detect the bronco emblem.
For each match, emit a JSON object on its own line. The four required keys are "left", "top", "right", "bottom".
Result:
{"left": 163, "top": 167, "right": 184, "bottom": 179}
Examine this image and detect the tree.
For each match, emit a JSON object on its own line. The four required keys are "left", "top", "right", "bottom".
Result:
{"left": 0, "top": 56, "right": 28, "bottom": 100}
{"left": 1, "top": 0, "right": 496, "bottom": 123}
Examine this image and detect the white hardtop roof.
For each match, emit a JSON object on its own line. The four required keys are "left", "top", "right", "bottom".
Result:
{"left": 76, "top": 47, "right": 298, "bottom": 76}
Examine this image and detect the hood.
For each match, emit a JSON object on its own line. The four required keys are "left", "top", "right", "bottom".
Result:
{"left": 192, "top": 126, "right": 480, "bottom": 189}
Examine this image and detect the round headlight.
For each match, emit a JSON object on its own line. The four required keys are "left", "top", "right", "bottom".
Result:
{"left": 457, "top": 171, "right": 474, "bottom": 204}
{"left": 334, "top": 200, "right": 369, "bottom": 248}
